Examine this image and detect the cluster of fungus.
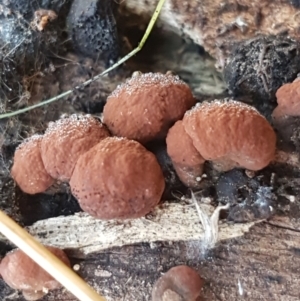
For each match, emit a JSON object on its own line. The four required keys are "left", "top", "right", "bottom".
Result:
{"left": 0, "top": 246, "right": 70, "bottom": 300}
{"left": 11, "top": 114, "right": 165, "bottom": 220}
{"left": 11, "top": 114, "right": 110, "bottom": 193}
{"left": 8, "top": 70, "right": 281, "bottom": 299}
{"left": 11, "top": 72, "right": 198, "bottom": 220}
{"left": 11, "top": 71, "right": 278, "bottom": 218}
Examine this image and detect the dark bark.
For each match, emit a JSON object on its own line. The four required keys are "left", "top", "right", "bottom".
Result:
{"left": 1, "top": 217, "right": 300, "bottom": 301}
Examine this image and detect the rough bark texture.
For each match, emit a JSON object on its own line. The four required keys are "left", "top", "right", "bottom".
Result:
{"left": 121, "top": 0, "right": 300, "bottom": 58}
{"left": 1, "top": 215, "right": 300, "bottom": 301}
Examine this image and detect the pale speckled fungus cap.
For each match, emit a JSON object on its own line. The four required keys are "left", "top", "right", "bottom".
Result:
{"left": 11, "top": 135, "right": 54, "bottom": 194}
{"left": 103, "top": 72, "right": 196, "bottom": 144}
{"left": 41, "top": 114, "right": 110, "bottom": 182}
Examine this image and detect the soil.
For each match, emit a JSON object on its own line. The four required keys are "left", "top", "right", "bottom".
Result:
{"left": 1, "top": 1, "right": 300, "bottom": 301}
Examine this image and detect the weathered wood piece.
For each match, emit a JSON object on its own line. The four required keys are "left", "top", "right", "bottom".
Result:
{"left": 1, "top": 214, "right": 299, "bottom": 301}
{"left": 0, "top": 202, "right": 255, "bottom": 256}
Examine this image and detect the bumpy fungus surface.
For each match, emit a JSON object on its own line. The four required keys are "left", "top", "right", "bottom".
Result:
{"left": 166, "top": 120, "right": 205, "bottom": 187}
{"left": 70, "top": 137, "right": 165, "bottom": 220}
{"left": 272, "top": 78, "right": 300, "bottom": 119}
{"left": 183, "top": 100, "right": 276, "bottom": 171}
{"left": 152, "top": 265, "right": 203, "bottom": 301}
{"left": 11, "top": 135, "right": 54, "bottom": 194}
{"left": 146, "top": 140, "right": 188, "bottom": 200}
{"left": 0, "top": 246, "right": 70, "bottom": 301}
{"left": 272, "top": 79, "right": 300, "bottom": 151}
{"left": 41, "top": 114, "right": 110, "bottom": 182}
{"left": 103, "top": 72, "right": 196, "bottom": 144}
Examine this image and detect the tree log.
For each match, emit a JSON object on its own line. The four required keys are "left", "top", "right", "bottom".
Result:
{"left": 1, "top": 201, "right": 300, "bottom": 300}
{"left": 1, "top": 213, "right": 300, "bottom": 300}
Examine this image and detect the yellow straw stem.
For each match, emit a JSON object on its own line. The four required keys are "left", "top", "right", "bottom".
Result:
{"left": 0, "top": 0, "right": 167, "bottom": 120}
{"left": 0, "top": 210, "right": 106, "bottom": 301}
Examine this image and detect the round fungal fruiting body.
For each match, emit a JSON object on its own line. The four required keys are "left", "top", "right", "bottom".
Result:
{"left": 166, "top": 120, "right": 205, "bottom": 188}
{"left": 272, "top": 78, "right": 300, "bottom": 150}
{"left": 272, "top": 78, "right": 300, "bottom": 119}
{"left": 11, "top": 135, "right": 54, "bottom": 194}
{"left": 103, "top": 72, "right": 196, "bottom": 144}
{"left": 69, "top": 137, "right": 165, "bottom": 220}
{"left": 166, "top": 99, "right": 276, "bottom": 186}
{"left": 41, "top": 114, "right": 110, "bottom": 182}
{"left": 183, "top": 100, "right": 276, "bottom": 171}
{"left": 152, "top": 265, "right": 203, "bottom": 301}
{"left": 0, "top": 246, "right": 70, "bottom": 301}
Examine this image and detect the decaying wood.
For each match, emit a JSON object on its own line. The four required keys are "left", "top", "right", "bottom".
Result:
{"left": 1, "top": 213, "right": 300, "bottom": 301}
{"left": 0, "top": 202, "right": 256, "bottom": 257}
{"left": 1, "top": 152, "right": 300, "bottom": 300}
{"left": 122, "top": 0, "right": 300, "bottom": 58}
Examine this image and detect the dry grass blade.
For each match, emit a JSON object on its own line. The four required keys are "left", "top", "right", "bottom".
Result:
{"left": 0, "top": 0, "right": 167, "bottom": 120}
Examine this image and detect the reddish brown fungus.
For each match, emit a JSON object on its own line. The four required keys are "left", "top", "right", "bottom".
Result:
{"left": 152, "top": 265, "right": 203, "bottom": 301}
{"left": 11, "top": 135, "right": 54, "bottom": 194}
{"left": 41, "top": 114, "right": 110, "bottom": 182}
{"left": 272, "top": 78, "right": 300, "bottom": 119}
{"left": 0, "top": 246, "right": 70, "bottom": 300}
{"left": 103, "top": 72, "right": 196, "bottom": 144}
{"left": 69, "top": 137, "right": 165, "bottom": 220}
{"left": 166, "top": 120, "right": 205, "bottom": 188}
{"left": 182, "top": 100, "right": 276, "bottom": 171}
